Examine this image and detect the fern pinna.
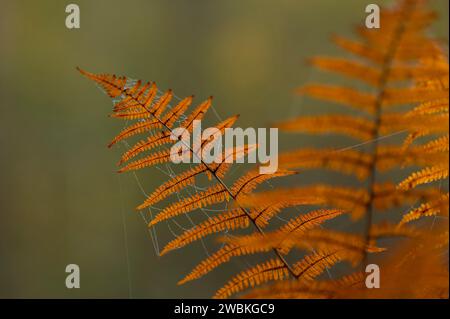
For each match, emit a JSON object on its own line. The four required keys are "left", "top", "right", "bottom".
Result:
{"left": 239, "top": 0, "right": 448, "bottom": 298}
{"left": 78, "top": 0, "right": 448, "bottom": 299}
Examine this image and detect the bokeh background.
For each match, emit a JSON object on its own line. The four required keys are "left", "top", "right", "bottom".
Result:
{"left": 0, "top": 0, "right": 448, "bottom": 298}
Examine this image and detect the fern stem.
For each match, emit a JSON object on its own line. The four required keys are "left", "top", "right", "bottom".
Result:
{"left": 117, "top": 85, "right": 299, "bottom": 278}
{"left": 363, "top": 0, "right": 415, "bottom": 267}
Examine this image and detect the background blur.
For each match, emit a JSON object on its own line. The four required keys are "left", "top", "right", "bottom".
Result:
{"left": 0, "top": 0, "right": 448, "bottom": 298}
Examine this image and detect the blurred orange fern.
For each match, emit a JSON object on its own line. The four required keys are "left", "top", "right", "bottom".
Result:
{"left": 78, "top": 0, "right": 448, "bottom": 299}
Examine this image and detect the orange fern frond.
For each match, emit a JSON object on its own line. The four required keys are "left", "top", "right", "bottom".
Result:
{"left": 79, "top": 0, "right": 449, "bottom": 299}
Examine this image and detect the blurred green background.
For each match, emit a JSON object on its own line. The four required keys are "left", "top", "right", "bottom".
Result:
{"left": 0, "top": 0, "right": 448, "bottom": 298}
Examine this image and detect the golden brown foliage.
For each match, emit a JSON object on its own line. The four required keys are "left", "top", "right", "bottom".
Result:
{"left": 78, "top": 67, "right": 313, "bottom": 296}
{"left": 239, "top": 0, "right": 448, "bottom": 299}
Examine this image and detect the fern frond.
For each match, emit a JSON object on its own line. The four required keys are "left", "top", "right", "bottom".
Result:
{"left": 79, "top": 0, "right": 449, "bottom": 298}
{"left": 276, "top": 115, "right": 375, "bottom": 141}
{"left": 214, "top": 259, "right": 289, "bottom": 299}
